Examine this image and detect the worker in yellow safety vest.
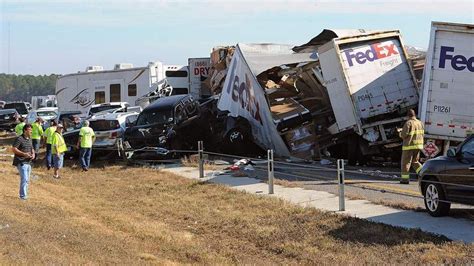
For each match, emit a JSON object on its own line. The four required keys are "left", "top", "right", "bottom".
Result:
{"left": 15, "top": 117, "right": 26, "bottom": 136}
{"left": 399, "top": 109, "right": 424, "bottom": 184}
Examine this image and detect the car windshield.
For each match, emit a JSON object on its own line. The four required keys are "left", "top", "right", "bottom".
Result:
{"left": 37, "top": 111, "right": 57, "bottom": 117}
{"left": 136, "top": 110, "right": 173, "bottom": 126}
{"left": 90, "top": 120, "right": 120, "bottom": 131}
{"left": 4, "top": 103, "right": 27, "bottom": 114}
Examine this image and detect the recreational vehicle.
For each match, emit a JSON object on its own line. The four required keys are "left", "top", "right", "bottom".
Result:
{"left": 56, "top": 62, "right": 189, "bottom": 115}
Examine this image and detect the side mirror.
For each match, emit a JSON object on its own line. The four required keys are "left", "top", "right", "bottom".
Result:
{"left": 447, "top": 148, "right": 457, "bottom": 157}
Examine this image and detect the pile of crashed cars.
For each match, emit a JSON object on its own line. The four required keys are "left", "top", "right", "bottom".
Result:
{"left": 63, "top": 29, "right": 428, "bottom": 164}
{"left": 62, "top": 94, "right": 262, "bottom": 160}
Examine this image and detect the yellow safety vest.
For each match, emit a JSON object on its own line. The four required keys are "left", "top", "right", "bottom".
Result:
{"left": 400, "top": 118, "right": 424, "bottom": 150}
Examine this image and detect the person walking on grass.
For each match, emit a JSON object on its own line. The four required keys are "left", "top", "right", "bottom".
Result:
{"left": 399, "top": 109, "right": 424, "bottom": 184}
{"left": 51, "top": 124, "right": 67, "bottom": 179}
{"left": 12, "top": 124, "right": 34, "bottom": 200}
{"left": 77, "top": 120, "right": 95, "bottom": 171}
{"left": 15, "top": 117, "right": 26, "bottom": 136}
{"left": 43, "top": 120, "right": 57, "bottom": 170}
{"left": 31, "top": 118, "right": 44, "bottom": 161}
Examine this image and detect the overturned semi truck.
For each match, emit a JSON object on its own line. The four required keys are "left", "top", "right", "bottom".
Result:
{"left": 216, "top": 29, "right": 420, "bottom": 163}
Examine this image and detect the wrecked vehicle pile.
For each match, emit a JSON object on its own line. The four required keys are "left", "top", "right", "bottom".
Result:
{"left": 206, "top": 29, "right": 420, "bottom": 164}
{"left": 84, "top": 29, "right": 425, "bottom": 165}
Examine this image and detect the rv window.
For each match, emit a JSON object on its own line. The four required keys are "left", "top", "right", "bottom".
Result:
{"left": 165, "top": 70, "right": 188, "bottom": 78}
{"left": 128, "top": 84, "right": 137, "bottom": 97}
{"left": 95, "top": 91, "right": 105, "bottom": 104}
{"left": 110, "top": 84, "right": 121, "bottom": 102}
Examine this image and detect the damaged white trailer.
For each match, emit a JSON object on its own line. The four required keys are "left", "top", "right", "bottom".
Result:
{"left": 217, "top": 44, "right": 318, "bottom": 158}
{"left": 316, "top": 30, "right": 419, "bottom": 163}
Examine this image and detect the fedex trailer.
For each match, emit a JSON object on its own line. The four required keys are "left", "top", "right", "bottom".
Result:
{"left": 56, "top": 62, "right": 189, "bottom": 114}
{"left": 318, "top": 30, "right": 419, "bottom": 163}
{"left": 419, "top": 21, "right": 474, "bottom": 157}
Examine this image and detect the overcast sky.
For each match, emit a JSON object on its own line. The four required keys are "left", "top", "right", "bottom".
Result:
{"left": 0, "top": 0, "right": 472, "bottom": 75}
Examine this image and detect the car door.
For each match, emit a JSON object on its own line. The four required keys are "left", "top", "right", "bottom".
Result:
{"left": 444, "top": 137, "right": 474, "bottom": 203}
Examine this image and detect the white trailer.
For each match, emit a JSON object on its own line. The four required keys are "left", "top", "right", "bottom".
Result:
{"left": 419, "top": 21, "right": 474, "bottom": 157}
{"left": 317, "top": 30, "right": 419, "bottom": 160}
{"left": 188, "top": 57, "right": 211, "bottom": 99}
{"left": 56, "top": 62, "right": 189, "bottom": 114}
{"left": 31, "top": 95, "right": 56, "bottom": 110}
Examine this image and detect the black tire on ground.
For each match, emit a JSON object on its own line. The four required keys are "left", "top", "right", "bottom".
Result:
{"left": 423, "top": 182, "right": 451, "bottom": 217}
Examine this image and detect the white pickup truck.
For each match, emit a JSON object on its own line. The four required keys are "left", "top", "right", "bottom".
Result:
{"left": 418, "top": 21, "right": 474, "bottom": 157}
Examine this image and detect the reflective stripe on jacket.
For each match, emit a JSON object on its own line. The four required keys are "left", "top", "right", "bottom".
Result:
{"left": 400, "top": 118, "right": 424, "bottom": 150}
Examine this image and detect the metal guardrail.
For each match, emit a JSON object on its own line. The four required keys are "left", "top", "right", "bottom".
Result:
{"left": 114, "top": 140, "right": 474, "bottom": 211}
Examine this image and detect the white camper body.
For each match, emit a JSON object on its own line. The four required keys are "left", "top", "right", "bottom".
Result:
{"left": 56, "top": 62, "right": 189, "bottom": 114}
{"left": 419, "top": 21, "right": 474, "bottom": 157}
{"left": 318, "top": 30, "right": 419, "bottom": 146}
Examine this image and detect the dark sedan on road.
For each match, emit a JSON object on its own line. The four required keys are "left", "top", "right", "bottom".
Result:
{"left": 418, "top": 134, "right": 474, "bottom": 216}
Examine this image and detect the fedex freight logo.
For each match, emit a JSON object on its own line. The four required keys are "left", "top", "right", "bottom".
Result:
{"left": 439, "top": 46, "right": 474, "bottom": 72}
{"left": 344, "top": 42, "right": 399, "bottom": 67}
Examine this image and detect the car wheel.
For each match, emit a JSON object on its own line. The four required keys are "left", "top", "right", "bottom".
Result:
{"left": 423, "top": 182, "right": 450, "bottom": 217}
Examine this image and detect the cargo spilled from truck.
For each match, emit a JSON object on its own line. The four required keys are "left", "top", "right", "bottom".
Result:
{"left": 216, "top": 43, "right": 323, "bottom": 160}
{"left": 211, "top": 29, "right": 421, "bottom": 163}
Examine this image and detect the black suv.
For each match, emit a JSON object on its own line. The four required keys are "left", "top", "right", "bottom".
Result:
{"left": 123, "top": 95, "right": 211, "bottom": 158}
{"left": 4, "top": 102, "right": 31, "bottom": 118}
{"left": 418, "top": 134, "right": 474, "bottom": 216}
{"left": 0, "top": 109, "right": 20, "bottom": 130}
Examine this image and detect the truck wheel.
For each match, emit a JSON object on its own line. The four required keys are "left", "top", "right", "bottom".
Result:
{"left": 423, "top": 182, "right": 450, "bottom": 217}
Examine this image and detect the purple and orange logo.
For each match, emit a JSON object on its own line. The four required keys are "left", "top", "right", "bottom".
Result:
{"left": 344, "top": 42, "right": 399, "bottom": 67}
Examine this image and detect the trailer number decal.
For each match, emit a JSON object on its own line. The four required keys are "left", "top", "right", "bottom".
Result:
{"left": 433, "top": 105, "right": 451, "bottom": 113}
{"left": 357, "top": 93, "right": 373, "bottom": 102}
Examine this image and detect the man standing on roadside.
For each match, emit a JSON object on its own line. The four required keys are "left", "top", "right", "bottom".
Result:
{"left": 15, "top": 117, "right": 26, "bottom": 136}
{"left": 77, "top": 120, "right": 95, "bottom": 171}
{"left": 12, "top": 124, "right": 35, "bottom": 200}
{"left": 31, "top": 118, "right": 44, "bottom": 160}
{"left": 399, "top": 109, "right": 424, "bottom": 184}
{"left": 43, "top": 120, "right": 57, "bottom": 170}
{"left": 51, "top": 124, "right": 67, "bottom": 179}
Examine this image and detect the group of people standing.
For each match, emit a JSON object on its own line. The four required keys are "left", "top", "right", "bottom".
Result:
{"left": 11, "top": 117, "right": 95, "bottom": 200}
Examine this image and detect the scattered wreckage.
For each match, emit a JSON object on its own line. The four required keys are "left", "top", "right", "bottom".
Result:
{"left": 63, "top": 29, "right": 424, "bottom": 165}
{"left": 197, "top": 29, "right": 420, "bottom": 165}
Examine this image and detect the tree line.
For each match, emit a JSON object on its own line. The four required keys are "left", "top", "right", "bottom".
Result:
{"left": 0, "top": 73, "right": 58, "bottom": 102}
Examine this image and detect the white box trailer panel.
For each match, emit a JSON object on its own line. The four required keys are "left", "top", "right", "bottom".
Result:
{"left": 420, "top": 22, "right": 474, "bottom": 140}
{"left": 319, "top": 32, "right": 418, "bottom": 133}
{"left": 188, "top": 58, "right": 211, "bottom": 99}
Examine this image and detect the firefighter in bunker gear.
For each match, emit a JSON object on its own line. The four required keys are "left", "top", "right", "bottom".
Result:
{"left": 399, "top": 109, "right": 424, "bottom": 184}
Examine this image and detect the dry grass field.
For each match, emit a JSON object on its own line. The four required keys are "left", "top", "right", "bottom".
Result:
{"left": 0, "top": 152, "right": 473, "bottom": 264}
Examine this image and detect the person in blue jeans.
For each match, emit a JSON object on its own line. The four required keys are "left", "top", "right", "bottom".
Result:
{"left": 12, "top": 124, "right": 35, "bottom": 200}
{"left": 77, "top": 120, "right": 95, "bottom": 171}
